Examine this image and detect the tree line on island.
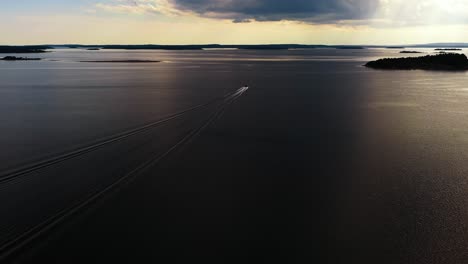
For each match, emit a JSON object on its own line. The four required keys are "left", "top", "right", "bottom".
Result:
{"left": 365, "top": 53, "right": 468, "bottom": 70}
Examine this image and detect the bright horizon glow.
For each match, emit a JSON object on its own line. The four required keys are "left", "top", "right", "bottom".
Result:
{"left": 3, "top": 0, "right": 468, "bottom": 45}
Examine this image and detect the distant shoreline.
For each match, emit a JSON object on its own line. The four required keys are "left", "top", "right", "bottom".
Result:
{"left": 1, "top": 44, "right": 467, "bottom": 53}
{"left": 80, "top": 60, "right": 161, "bottom": 63}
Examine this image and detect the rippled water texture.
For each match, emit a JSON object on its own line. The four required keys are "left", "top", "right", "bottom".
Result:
{"left": 3, "top": 48, "right": 468, "bottom": 263}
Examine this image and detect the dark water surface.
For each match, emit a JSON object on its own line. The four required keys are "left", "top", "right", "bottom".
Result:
{"left": 3, "top": 48, "right": 468, "bottom": 263}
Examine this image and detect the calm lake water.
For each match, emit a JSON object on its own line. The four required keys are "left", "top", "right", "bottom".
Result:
{"left": 3, "top": 48, "right": 468, "bottom": 263}
{"left": 0, "top": 47, "right": 462, "bottom": 171}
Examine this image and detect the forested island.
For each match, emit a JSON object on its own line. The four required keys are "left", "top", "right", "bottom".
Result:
{"left": 1, "top": 56, "right": 41, "bottom": 61}
{"left": 400, "top": 51, "right": 423, "bottom": 54}
{"left": 365, "top": 53, "right": 468, "bottom": 70}
{"left": 0, "top": 46, "right": 50, "bottom": 53}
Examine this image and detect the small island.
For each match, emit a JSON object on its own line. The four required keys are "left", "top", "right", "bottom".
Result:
{"left": 400, "top": 51, "right": 423, "bottom": 54}
{"left": 1, "top": 56, "right": 41, "bottom": 61}
{"left": 365, "top": 53, "right": 468, "bottom": 70}
{"left": 87, "top": 48, "right": 101, "bottom": 51}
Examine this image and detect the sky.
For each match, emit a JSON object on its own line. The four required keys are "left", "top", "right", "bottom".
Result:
{"left": 3, "top": 0, "right": 468, "bottom": 45}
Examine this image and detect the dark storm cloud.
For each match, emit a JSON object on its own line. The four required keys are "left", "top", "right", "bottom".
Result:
{"left": 171, "top": 0, "right": 379, "bottom": 23}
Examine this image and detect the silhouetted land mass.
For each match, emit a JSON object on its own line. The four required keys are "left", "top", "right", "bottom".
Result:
{"left": 435, "top": 48, "right": 462, "bottom": 51}
{"left": 45, "top": 44, "right": 468, "bottom": 50}
{"left": 50, "top": 44, "right": 363, "bottom": 50}
{"left": 27, "top": 42, "right": 468, "bottom": 50}
{"left": 365, "top": 53, "right": 468, "bottom": 70}
{"left": 0, "top": 46, "right": 51, "bottom": 53}
{"left": 334, "top": 46, "right": 365, "bottom": 49}
{"left": 96, "top": 44, "right": 328, "bottom": 50}
{"left": 103, "top": 45, "right": 216, "bottom": 50}
{"left": 1, "top": 56, "right": 41, "bottom": 61}
{"left": 400, "top": 51, "right": 423, "bottom": 54}
{"left": 80, "top": 60, "right": 161, "bottom": 63}
{"left": 87, "top": 48, "right": 101, "bottom": 51}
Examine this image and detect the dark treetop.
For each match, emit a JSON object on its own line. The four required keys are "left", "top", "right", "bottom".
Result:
{"left": 365, "top": 53, "right": 468, "bottom": 70}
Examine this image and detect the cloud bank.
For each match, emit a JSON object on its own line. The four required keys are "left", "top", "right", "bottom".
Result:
{"left": 170, "top": 0, "right": 379, "bottom": 23}
{"left": 95, "top": 0, "right": 468, "bottom": 26}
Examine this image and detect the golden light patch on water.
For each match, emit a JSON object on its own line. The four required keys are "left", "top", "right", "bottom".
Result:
{"left": 365, "top": 102, "right": 420, "bottom": 109}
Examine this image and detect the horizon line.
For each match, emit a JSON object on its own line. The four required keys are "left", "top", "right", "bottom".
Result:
{"left": 3, "top": 42, "right": 468, "bottom": 47}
